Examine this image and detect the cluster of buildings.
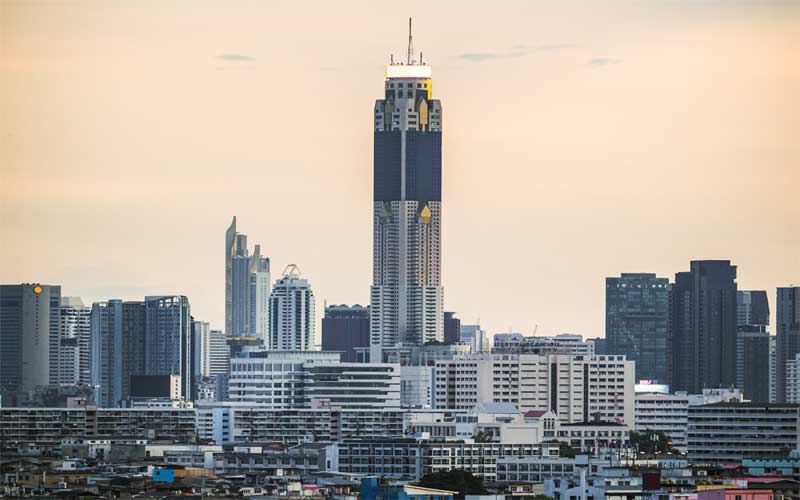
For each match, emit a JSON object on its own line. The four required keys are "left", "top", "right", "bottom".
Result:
{"left": 1, "top": 25, "right": 798, "bottom": 500}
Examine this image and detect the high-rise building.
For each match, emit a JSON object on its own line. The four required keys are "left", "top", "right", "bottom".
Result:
{"left": 321, "top": 304, "right": 370, "bottom": 362}
{"left": 248, "top": 244, "right": 270, "bottom": 343}
{"left": 144, "top": 295, "right": 192, "bottom": 401}
{"left": 230, "top": 248, "right": 250, "bottom": 337}
{"left": 443, "top": 312, "right": 460, "bottom": 344}
{"left": 737, "top": 290, "right": 770, "bottom": 327}
{"left": 776, "top": 286, "right": 800, "bottom": 402}
{"left": 58, "top": 297, "right": 91, "bottom": 386}
{"left": 459, "top": 324, "right": 487, "bottom": 354}
{"left": 90, "top": 300, "right": 146, "bottom": 407}
{"left": 192, "top": 320, "right": 229, "bottom": 378}
{"left": 0, "top": 284, "right": 61, "bottom": 405}
{"left": 736, "top": 327, "right": 771, "bottom": 402}
{"left": 670, "top": 260, "right": 738, "bottom": 393}
{"left": 225, "top": 216, "right": 240, "bottom": 336}
{"left": 225, "top": 217, "right": 271, "bottom": 340}
{"left": 605, "top": 273, "right": 670, "bottom": 383}
{"left": 370, "top": 24, "right": 444, "bottom": 362}
{"left": 269, "top": 265, "right": 315, "bottom": 350}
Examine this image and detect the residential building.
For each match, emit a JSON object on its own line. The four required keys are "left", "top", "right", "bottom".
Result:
{"left": 58, "top": 297, "right": 91, "bottom": 386}
{"left": 248, "top": 244, "right": 270, "bottom": 343}
{"left": 269, "top": 265, "right": 315, "bottom": 351}
{"left": 227, "top": 350, "right": 400, "bottom": 409}
{"left": 321, "top": 304, "right": 370, "bottom": 363}
{"left": 634, "top": 392, "right": 689, "bottom": 452}
{"left": 433, "top": 354, "right": 635, "bottom": 426}
{"left": 605, "top": 273, "right": 670, "bottom": 383}
{"left": 459, "top": 324, "right": 487, "bottom": 353}
{"left": 736, "top": 327, "right": 771, "bottom": 402}
{"left": 496, "top": 455, "right": 613, "bottom": 484}
{"left": 444, "top": 312, "right": 460, "bottom": 344}
{"left": 0, "top": 284, "right": 61, "bottom": 405}
{"left": 777, "top": 287, "right": 800, "bottom": 402}
{"left": 687, "top": 402, "right": 800, "bottom": 464}
{"left": 785, "top": 354, "right": 800, "bottom": 403}
{"left": 144, "top": 295, "right": 192, "bottom": 401}
{"left": 370, "top": 38, "right": 444, "bottom": 363}
{"left": 192, "top": 320, "right": 229, "bottom": 378}
{"left": 225, "top": 216, "right": 270, "bottom": 340}
{"left": 360, "top": 477, "right": 455, "bottom": 500}
{"left": 670, "top": 260, "right": 738, "bottom": 393}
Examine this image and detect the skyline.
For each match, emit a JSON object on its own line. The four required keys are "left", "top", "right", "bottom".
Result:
{"left": 2, "top": 1, "right": 799, "bottom": 339}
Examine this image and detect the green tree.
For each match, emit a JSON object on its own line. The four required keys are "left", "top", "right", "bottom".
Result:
{"left": 558, "top": 442, "right": 579, "bottom": 458}
{"left": 418, "top": 470, "right": 489, "bottom": 498}
{"left": 630, "top": 430, "right": 676, "bottom": 454}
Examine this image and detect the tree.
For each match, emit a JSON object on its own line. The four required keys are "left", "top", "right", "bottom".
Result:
{"left": 558, "top": 442, "right": 579, "bottom": 458}
{"left": 629, "top": 430, "right": 677, "bottom": 454}
{"left": 418, "top": 470, "right": 489, "bottom": 498}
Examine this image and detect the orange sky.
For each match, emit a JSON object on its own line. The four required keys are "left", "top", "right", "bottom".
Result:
{"left": 1, "top": 0, "right": 798, "bottom": 339}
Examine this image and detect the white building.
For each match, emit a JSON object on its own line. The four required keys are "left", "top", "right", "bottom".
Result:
{"left": 400, "top": 365, "right": 435, "bottom": 407}
{"left": 492, "top": 333, "right": 595, "bottom": 356}
{"left": 433, "top": 354, "right": 635, "bottom": 426}
{"left": 59, "top": 297, "right": 91, "bottom": 385}
{"left": 228, "top": 350, "right": 400, "bottom": 409}
{"left": 269, "top": 265, "right": 315, "bottom": 350}
{"left": 249, "top": 244, "right": 270, "bottom": 343}
{"left": 193, "top": 321, "right": 229, "bottom": 378}
{"left": 786, "top": 353, "right": 800, "bottom": 403}
{"left": 634, "top": 392, "right": 689, "bottom": 452}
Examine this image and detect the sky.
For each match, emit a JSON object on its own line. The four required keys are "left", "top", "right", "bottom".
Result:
{"left": 1, "top": 0, "right": 798, "bottom": 340}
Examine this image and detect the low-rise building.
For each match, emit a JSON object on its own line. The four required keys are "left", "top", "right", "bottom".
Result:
{"left": 636, "top": 392, "right": 689, "bottom": 452}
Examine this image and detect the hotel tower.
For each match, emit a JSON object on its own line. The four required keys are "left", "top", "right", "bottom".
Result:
{"left": 370, "top": 21, "right": 444, "bottom": 361}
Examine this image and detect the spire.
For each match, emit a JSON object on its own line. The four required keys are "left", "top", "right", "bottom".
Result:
{"left": 407, "top": 17, "right": 414, "bottom": 64}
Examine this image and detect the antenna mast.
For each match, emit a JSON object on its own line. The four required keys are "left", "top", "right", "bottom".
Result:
{"left": 407, "top": 17, "right": 414, "bottom": 64}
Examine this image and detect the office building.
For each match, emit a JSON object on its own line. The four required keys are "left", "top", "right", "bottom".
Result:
{"left": 225, "top": 216, "right": 245, "bottom": 336}
{"left": 0, "top": 284, "right": 61, "bottom": 406}
{"left": 228, "top": 350, "right": 400, "bottom": 409}
{"left": 777, "top": 287, "right": 800, "bottom": 402}
{"left": 670, "top": 260, "right": 738, "bottom": 393}
{"left": 225, "top": 217, "right": 271, "bottom": 339}
{"left": 444, "top": 312, "right": 460, "bottom": 343}
{"left": 634, "top": 392, "right": 689, "bottom": 452}
{"left": 736, "top": 327, "right": 771, "bottom": 402}
{"left": 58, "top": 297, "right": 91, "bottom": 386}
{"left": 144, "top": 295, "right": 192, "bottom": 401}
{"left": 606, "top": 273, "right": 670, "bottom": 383}
{"left": 321, "top": 304, "right": 370, "bottom": 363}
{"left": 492, "top": 333, "right": 595, "bottom": 356}
{"left": 192, "top": 321, "right": 229, "bottom": 378}
{"left": 737, "top": 290, "right": 770, "bottom": 327}
{"left": 370, "top": 28, "right": 444, "bottom": 362}
{"left": 248, "top": 245, "right": 270, "bottom": 342}
{"left": 687, "top": 403, "right": 800, "bottom": 464}
{"left": 459, "top": 324, "right": 487, "bottom": 353}
{"left": 91, "top": 300, "right": 147, "bottom": 407}
{"left": 269, "top": 265, "right": 315, "bottom": 350}
{"left": 433, "top": 354, "right": 635, "bottom": 426}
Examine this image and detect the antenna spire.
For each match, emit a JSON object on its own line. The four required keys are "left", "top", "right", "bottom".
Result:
{"left": 407, "top": 17, "right": 414, "bottom": 64}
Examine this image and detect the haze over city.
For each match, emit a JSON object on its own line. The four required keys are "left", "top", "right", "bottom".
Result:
{"left": 2, "top": 0, "right": 798, "bottom": 338}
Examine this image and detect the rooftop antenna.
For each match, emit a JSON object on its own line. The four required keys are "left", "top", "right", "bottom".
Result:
{"left": 407, "top": 17, "right": 414, "bottom": 64}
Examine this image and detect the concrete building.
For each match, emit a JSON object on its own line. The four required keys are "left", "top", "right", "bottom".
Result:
{"left": 248, "top": 245, "right": 270, "bottom": 343}
{"left": 605, "top": 273, "right": 671, "bottom": 383}
{"left": 432, "top": 354, "right": 635, "bottom": 426}
{"left": 269, "top": 266, "right": 315, "bottom": 351}
{"left": 670, "top": 260, "right": 738, "bottom": 393}
{"left": 459, "top": 324, "right": 487, "bottom": 354}
{"left": 58, "top": 297, "right": 92, "bottom": 386}
{"left": 225, "top": 217, "right": 271, "bottom": 341}
{"left": 227, "top": 350, "right": 400, "bottom": 409}
{"left": 785, "top": 354, "right": 800, "bottom": 403}
{"left": 492, "top": 333, "right": 595, "bottom": 356}
{"left": 370, "top": 36, "right": 444, "bottom": 363}
{"left": 687, "top": 402, "right": 800, "bottom": 464}
{"left": 144, "top": 295, "right": 192, "bottom": 401}
{"left": 400, "top": 365, "right": 435, "bottom": 407}
{"left": 0, "top": 284, "right": 61, "bottom": 405}
{"left": 777, "top": 287, "right": 800, "bottom": 402}
{"left": 321, "top": 304, "right": 370, "bottom": 363}
{"left": 192, "top": 320, "right": 229, "bottom": 378}
{"left": 635, "top": 392, "right": 689, "bottom": 452}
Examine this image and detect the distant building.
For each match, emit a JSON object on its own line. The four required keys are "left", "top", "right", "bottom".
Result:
{"left": 269, "top": 265, "right": 315, "bottom": 350}
{"left": 670, "top": 260, "right": 738, "bottom": 393}
{"left": 321, "top": 304, "right": 370, "bottom": 362}
{"left": 736, "top": 327, "right": 771, "bottom": 402}
{"left": 635, "top": 392, "right": 689, "bottom": 452}
{"left": 492, "top": 333, "right": 594, "bottom": 356}
{"left": 605, "top": 273, "right": 670, "bottom": 383}
{"left": 91, "top": 300, "right": 146, "bottom": 407}
{"left": 58, "top": 296, "right": 91, "bottom": 386}
{"left": 785, "top": 353, "right": 800, "bottom": 403}
{"left": 0, "top": 284, "right": 61, "bottom": 405}
{"left": 144, "top": 296, "right": 192, "bottom": 401}
{"left": 443, "top": 312, "right": 460, "bottom": 344}
{"left": 192, "top": 320, "right": 229, "bottom": 378}
{"left": 777, "top": 287, "right": 800, "bottom": 402}
{"left": 737, "top": 290, "right": 770, "bottom": 327}
{"left": 225, "top": 217, "right": 271, "bottom": 340}
{"left": 459, "top": 324, "right": 487, "bottom": 353}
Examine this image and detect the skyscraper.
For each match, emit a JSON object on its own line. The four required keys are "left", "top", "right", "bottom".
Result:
{"left": 144, "top": 295, "right": 192, "bottom": 400}
{"left": 605, "top": 273, "right": 671, "bottom": 383}
{"left": 225, "top": 216, "right": 238, "bottom": 336}
{"left": 370, "top": 21, "right": 444, "bottom": 362}
{"left": 737, "top": 290, "right": 770, "bottom": 327}
{"left": 225, "top": 217, "right": 270, "bottom": 340}
{"left": 58, "top": 297, "right": 91, "bottom": 386}
{"left": 735, "top": 328, "right": 770, "bottom": 402}
{"left": 91, "top": 300, "right": 146, "bottom": 407}
{"left": 0, "top": 283, "right": 61, "bottom": 405}
{"left": 443, "top": 312, "right": 460, "bottom": 344}
{"left": 248, "top": 244, "right": 271, "bottom": 343}
{"left": 192, "top": 320, "right": 230, "bottom": 378}
{"left": 269, "top": 265, "right": 315, "bottom": 351}
{"left": 321, "top": 304, "right": 370, "bottom": 362}
{"left": 776, "top": 286, "right": 800, "bottom": 402}
{"left": 670, "top": 260, "right": 738, "bottom": 393}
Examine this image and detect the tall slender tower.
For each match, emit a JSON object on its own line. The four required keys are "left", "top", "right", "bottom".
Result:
{"left": 370, "top": 20, "right": 444, "bottom": 362}
{"left": 225, "top": 216, "right": 238, "bottom": 336}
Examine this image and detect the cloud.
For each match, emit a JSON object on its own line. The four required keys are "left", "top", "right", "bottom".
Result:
{"left": 458, "top": 43, "right": 576, "bottom": 63}
{"left": 587, "top": 57, "right": 621, "bottom": 66}
{"left": 218, "top": 53, "right": 255, "bottom": 62}
{"left": 459, "top": 52, "right": 500, "bottom": 62}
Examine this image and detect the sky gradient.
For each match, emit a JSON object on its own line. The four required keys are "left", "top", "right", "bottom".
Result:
{"left": 2, "top": 0, "right": 798, "bottom": 340}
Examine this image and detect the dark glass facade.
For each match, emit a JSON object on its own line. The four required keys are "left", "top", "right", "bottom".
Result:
{"left": 321, "top": 305, "right": 370, "bottom": 363}
{"left": 776, "top": 286, "right": 800, "bottom": 401}
{"left": 443, "top": 311, "right": 460, "bottom": 344}
{"left": 374, "top": 130, "right": 442, "bottom": 203}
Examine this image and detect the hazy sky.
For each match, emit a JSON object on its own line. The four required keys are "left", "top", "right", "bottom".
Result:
{"left": 2, "top": 0, "right": 798, "bottom": 340}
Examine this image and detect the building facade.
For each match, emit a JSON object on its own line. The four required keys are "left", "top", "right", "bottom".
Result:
{"left": 225, "top": 217, "right": 270, "bottom": 340}
{"left": 670, "top": 260, "right": 738, "bottom": 393}
{"left": 634, "top": 392, "right": 689, "bottom": 452}
{"left": 605, "top": 273, "right": 670, "bottom": 383}
{"left": 269, "top": 266, "right": 315, "bottom": 350}
{"left": 737, "top": 290, "right": 770, "bottom": 327}
{"left": 144, "top": 295, "right": 192, "bottom": 401}
{"left": 321, "top": 304, "right": 370, "bottom": 363}
{"left": 736, "top": 328, "right": 771, "bottom": 402}
{"left": 444, "top": 312, "right": 460, "bottom": 344}
{"left": 777, "top": 287, "right": 800, "bottom": 402}
{"left": 370, "top": 44, "right": 444, "bottom": 363}
{"left": 58, "top": 296, "right": 91, "bottom": 386}
{"left": 492, "top": 333, "right": 595, "bottom": 356}
{"left": 459, "top": 324, "right": 487, "bottom": 354}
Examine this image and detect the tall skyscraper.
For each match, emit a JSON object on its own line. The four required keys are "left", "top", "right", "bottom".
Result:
{"left": 58, "top": 297, "right": 91, "bottom": 386}
{"left": 776, "top": 286, "right": 800, "bottom": 402}
{"left": 269, "top": 265, "right": 315, "bottom": 350}
{"left": 605, "top": 273, "right": 671, "bottom": 382}
{"left": 144, "top": 295, "right": 192, "bottom": 400}
{"left": 225, "top": 216, "right": 240, "bottom": 336}
{"left": 90, "top": 300, "right": 146, "bottom": 407}
{"left": 225, "top": 217, "right": 270, "bottom": 340}
{"left": 321, "top": 304, "right": 370, "bottom": 362}
{"left": 0, "top": 284, "right": 61, "bottom": 405}
{"left": 670, "top": 260, "right": 738, "bottom": 393}
{"left": 737, "top": 290, "right": 770, "bottom": 327}
{"left": 735, "top": 327, "right": 770, "bottom": 402}
{"left": 370, "top": 22, "right": 444, "bottom": 362}
{"left": 248, "top": 244, "right": 271, "bottom": 342}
